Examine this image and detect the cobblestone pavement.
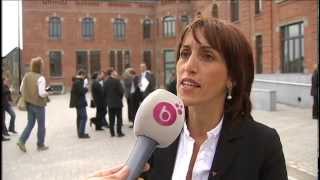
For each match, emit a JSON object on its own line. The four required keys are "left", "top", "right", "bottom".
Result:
{"left": 2, "top": 94, "right": 318, "bottom": 180}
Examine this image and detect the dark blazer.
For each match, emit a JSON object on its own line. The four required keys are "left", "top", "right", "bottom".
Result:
{"left": 103, "top": 77, "right": 124, "bottom": 108}
{"left": 91, "top": 80, "right": 105, "bottom": 108}
{"left": 139, "top": 71, "right": 156, "bottom": 99}
{"left": 145, "top": 114, "right": 288, "bottom": 180}
{"left": 69, "top": 78, "right": 88, "bottom": 108}
{"left": 2, "top": 84, "right": 12, "bottom": 108}
{"left": 311, "top": 68, "right": 318, "bottom": 96}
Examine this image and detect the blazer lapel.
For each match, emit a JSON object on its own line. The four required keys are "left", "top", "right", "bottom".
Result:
{"left": 208, "top": 116, "right": 248, "bottom": 179}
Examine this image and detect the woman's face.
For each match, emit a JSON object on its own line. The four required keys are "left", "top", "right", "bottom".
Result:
{"left": 177, "top": 29, "right": 231, "bottom": 107}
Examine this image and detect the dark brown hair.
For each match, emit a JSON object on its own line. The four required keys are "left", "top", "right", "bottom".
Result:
{"left": 177, "top": 17, "right": 254, "bottom": 123}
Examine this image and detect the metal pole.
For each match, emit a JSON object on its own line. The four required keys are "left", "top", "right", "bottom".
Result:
{"left": 18, "top": 0, "right": 21, "bottom": 89}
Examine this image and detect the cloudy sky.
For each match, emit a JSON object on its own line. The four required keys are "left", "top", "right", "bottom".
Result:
{"left": 2, "top": 0, "right": 22, "bottom": 57}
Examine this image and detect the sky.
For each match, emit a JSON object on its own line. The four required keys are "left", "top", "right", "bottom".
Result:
{"left": 2, "top": 0, "right": 22, "bottom": 57}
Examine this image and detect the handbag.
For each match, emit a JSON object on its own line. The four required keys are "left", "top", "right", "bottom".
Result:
{"left": 17, "top": 96, "right": 27, "bottom": 111}
{"left": 90, "top": 99, "right": 96, "bottom": 108}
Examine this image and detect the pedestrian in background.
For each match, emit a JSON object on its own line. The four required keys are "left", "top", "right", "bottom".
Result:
{"left": 122, "top": 67, "right": 141, "bottom": 128}
{"left": 138, "top": 63, "right": 156, "bottom": 100}
{"left": 166, "top": 72, "right": 177, "bottom": 95}
{"left": 69, "top": 69, "right": 90, "bottom": 139}
{"left": 91, "top": 72, "right": 106, "bottom": 130}
{"left": 17, "top": 57, "right": 50, "bottom": 152}
{"left": 2, "top": 76, "right": 17, "bottom": 135}
{"left": 104, "top": 69, "right": 125, "bottom": 137}
{"left": 311, "top": 64, "right": 318, "bottom": 119}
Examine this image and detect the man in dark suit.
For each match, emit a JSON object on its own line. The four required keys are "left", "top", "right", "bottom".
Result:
{"left": 104, "top": 69, "right": 125, "bottom": 137}
{"left": 138, "top": 63, "right": 156, "bottom": 100}
{"left": 91, "top": 72, "right": 108, "bottom": 130}
{"left": 69, "top": 70, "right": 90, "bottom": 139}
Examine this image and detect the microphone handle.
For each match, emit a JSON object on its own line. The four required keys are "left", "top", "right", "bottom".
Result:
{"left": 126, "top": 136, "right": 158, "bottom": 180}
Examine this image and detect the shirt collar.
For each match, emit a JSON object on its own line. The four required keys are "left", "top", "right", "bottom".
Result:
{"left": 182, "top": 115, "right": 224, "bottom": 140}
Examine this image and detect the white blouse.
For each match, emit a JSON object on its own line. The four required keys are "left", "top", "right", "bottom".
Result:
{"left": 172, "top": 118, "right": 223, "bottom": 180}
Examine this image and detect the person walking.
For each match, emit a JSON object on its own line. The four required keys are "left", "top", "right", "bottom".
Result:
{"left": 104, "top": 69, "right": 125, "bottom": 137}
{"left": 2, "top": 76, "right": 17, "bottom": 135}
{"left": 311, "top": 64, "right": 318, "bottom": 119}
{"left": 138, "top": 63, "right": 156, "bottom": 100}
{"left": 69, "top": 70, "right": 90, "bottom": 139}
{"left": 17, "top": 57, "right": 50, "bottom": 152}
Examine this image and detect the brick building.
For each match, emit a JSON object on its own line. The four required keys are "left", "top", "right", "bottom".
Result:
{"left": 22, "top": 0, "right": 318, "bottom": 92}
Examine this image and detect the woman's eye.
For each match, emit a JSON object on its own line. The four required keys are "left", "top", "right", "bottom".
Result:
{"left": 180, "top": 51, "right": 190, "bottom": 59}
{"left": 200, "top": 53, "right": 214, "bottom": 61}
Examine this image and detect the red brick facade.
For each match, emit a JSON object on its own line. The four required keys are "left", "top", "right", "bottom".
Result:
{"left": 22, "top": 0, "right": 318, "bottom": 90}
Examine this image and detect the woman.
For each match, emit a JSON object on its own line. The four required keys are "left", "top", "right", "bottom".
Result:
{"left": 17, "top": 57, "right": 50, "bottom": 152}
{"left": 89, "top": 17, "right": 287, "bottom": 180}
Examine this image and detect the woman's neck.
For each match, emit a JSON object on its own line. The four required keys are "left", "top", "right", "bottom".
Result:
{"left": 187, "top": 100, "right": 224, "bottom": 139}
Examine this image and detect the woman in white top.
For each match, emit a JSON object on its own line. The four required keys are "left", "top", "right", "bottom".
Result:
{"left": 89, "top": 17, "right": 287, "bottom": 180}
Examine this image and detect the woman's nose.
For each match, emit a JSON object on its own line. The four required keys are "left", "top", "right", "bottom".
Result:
{"left": 183, "top": 53, "right": 198, "bottom": 74}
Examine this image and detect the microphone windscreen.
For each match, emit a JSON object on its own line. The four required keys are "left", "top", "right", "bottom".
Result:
{"left": 134, "top": 89, "right": 185, "bottom": 148}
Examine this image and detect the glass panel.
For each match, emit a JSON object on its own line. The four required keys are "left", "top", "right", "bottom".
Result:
{"left": 117, "top": 51, "right": 123, "bottom": 74}
{"left": 49, "top": 51, "right": 62, "bottom": 77}
{"left": 294, "top": 38, "right": 300, "bottom": 59}
{"left": 90, "top": 51, "right": 100, "bottom": 76}
{"left": 76, "top": 51, "right": 88, "bottom": 73}
{"left": 110, "top": 51, "right": 115, "bottom": 69}
{"left": 124, "top": 50, "right": 130, "bottom": 67}
{"left": 289, "top": 24, "right": 299, "bottom": 37}
{"left": 289, "top": 40, "right": 293, "bottom": 62}
{"left": 301, "top": 37, "right": 304, "bottom": 57}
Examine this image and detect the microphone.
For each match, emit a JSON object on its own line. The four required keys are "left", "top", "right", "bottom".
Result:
{"left": 126, "top": 89, "right": 185, "bottom": 180}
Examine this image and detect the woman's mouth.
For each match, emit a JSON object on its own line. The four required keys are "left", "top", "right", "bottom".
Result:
{"left": 180, "top": 78, "right": 201, "bottom": 88}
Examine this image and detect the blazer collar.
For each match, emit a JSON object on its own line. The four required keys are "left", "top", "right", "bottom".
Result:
{"left": 208, "top": 114, "right": 252, "bottom": 179}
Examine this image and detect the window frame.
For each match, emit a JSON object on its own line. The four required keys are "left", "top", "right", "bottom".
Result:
{"left": 163, "top": 16, "right": 176, "bottom": 37}
{"left": 143, "top": 19, "right": 152, "bottom": 39}
{"left": 49, "top": 16, "right": 62, "bottom": 40}
{"left": 230, "top": 0, "right": 239, "bottom": 22}
{"left": 280, "top": 22, "right": 304, "bottom": 73}
{"left": 113, "top": 18, "right": 126, "bottom": 40}
{"left": 82, "top": 17, "right": 94, "bottom": 40}
{"left": 49, "top": 50, "right": 63, "bottom": 77}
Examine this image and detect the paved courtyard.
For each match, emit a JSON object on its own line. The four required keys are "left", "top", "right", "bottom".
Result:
{"left": 2, "top": 93, "right": 318, "bottom": 180}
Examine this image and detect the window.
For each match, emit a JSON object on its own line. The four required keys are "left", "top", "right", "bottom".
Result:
{"left": 109, "top": 50, "right": 130, "bottom": 74}
{"left": 163, "top": 16, "right": 176, "bottom": 37}
{"left": 82, "top": 17, "right": 94, "bottom": 39}
{"left": 76, "top": 50, "right": 101, "bottom": 76}
{"left": 49, "top": 51, "right": 62, "bottom": 77}
{"left": 212, "top": 4, "right": 218, "bottom": 18}
{"left": 143, "top": 50, "right": 152, "bottom": 70}
{"left": 76, "top": 51, "right": 88, "bottom": 73}
{"left": 143, "top": 19, "right": 151, "bottom": 39}
{"left": 255, "top": 0, "right": 262, "bottom": 14}
{"left": 89, "top": 51, "right": 100, "bottom": 76}
{"left": 255, "top": 35, "right": 263, "bottom": 73}
{"left": 230, "top": 0, "right": 239, "bottom": 22}
{"left": 181, "top": 16, "right": 190, "bottom": 28}
{"left": 164, "top": 50, "right": 176, "bottom": 85}
{"left": 49, "top": 17, "right": 61, "bottom": 39}
{"left": 113, "top": 18, "right": 126, "bottom": 40}
{"left": 281, "top": 22, "right": 304, "bottom": 73}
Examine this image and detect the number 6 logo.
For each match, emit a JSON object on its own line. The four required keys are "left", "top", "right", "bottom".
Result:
{"left": 153, "top": 102, "right": 177, "bottom": 126}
